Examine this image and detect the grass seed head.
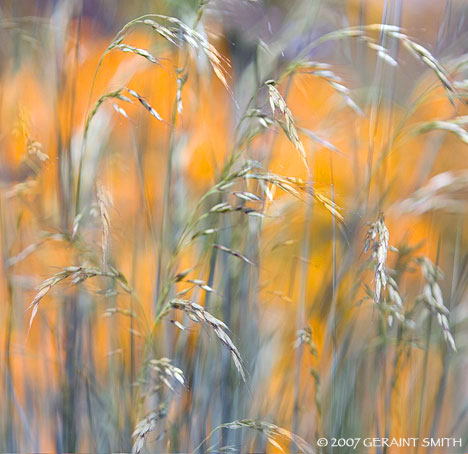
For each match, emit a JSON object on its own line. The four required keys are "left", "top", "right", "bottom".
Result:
{"left": 170, "top": 299, "right": 247, "bottom": 381}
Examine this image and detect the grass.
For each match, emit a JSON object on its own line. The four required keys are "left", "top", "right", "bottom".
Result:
{"left": 0, "top": 0, "right": 467, "bottom": 453}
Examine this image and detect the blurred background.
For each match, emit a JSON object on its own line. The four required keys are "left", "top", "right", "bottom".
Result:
{"left": 1, "top": 0, "right": 468, "bottom": 453}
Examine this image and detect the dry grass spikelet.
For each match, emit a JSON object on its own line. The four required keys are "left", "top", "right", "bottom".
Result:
{"left": 149, "top": 357, "right": 185, "bottom": 391}
{"left": 315, "top": 24, "right": 455, "bottom": 94}
{"left": 219, "top": 419, "right": 315, "bottom": 454}
{"left": 28, "top": 266, "right": 131, "bottom": 332}
{"left": 265, "top": 80, "right": 308, "bottom": 172}
{"left": 127, "top": 88, "right": 164, "bottom": 121}
{"left": 110, "top": 41, "right": 162, "bottom": 66}
{"left": 364, "top": 213, "right": 389, "bottom": 303}
{"left": 137, "top": 15, "right": 230, "bottom": 91}
{"left": 132, "top": 404, "right": 167, "bottom": 454}
{"left": 412, "top": 116, "right": 468, "bottom": 145}
{"left": 170, "top": 299, "right": 247, "bottom": 382}
{"left": 214, "top": 244, "right": 255, "bottom": 266}
{"left": 96, "top": 185, "right": 112, "bottom": 267}
{"left": 417, "top": 257, "right": 456, "bottom": 351}
{"left": 245, "top": 172, "right": 343, "bottom": 222}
